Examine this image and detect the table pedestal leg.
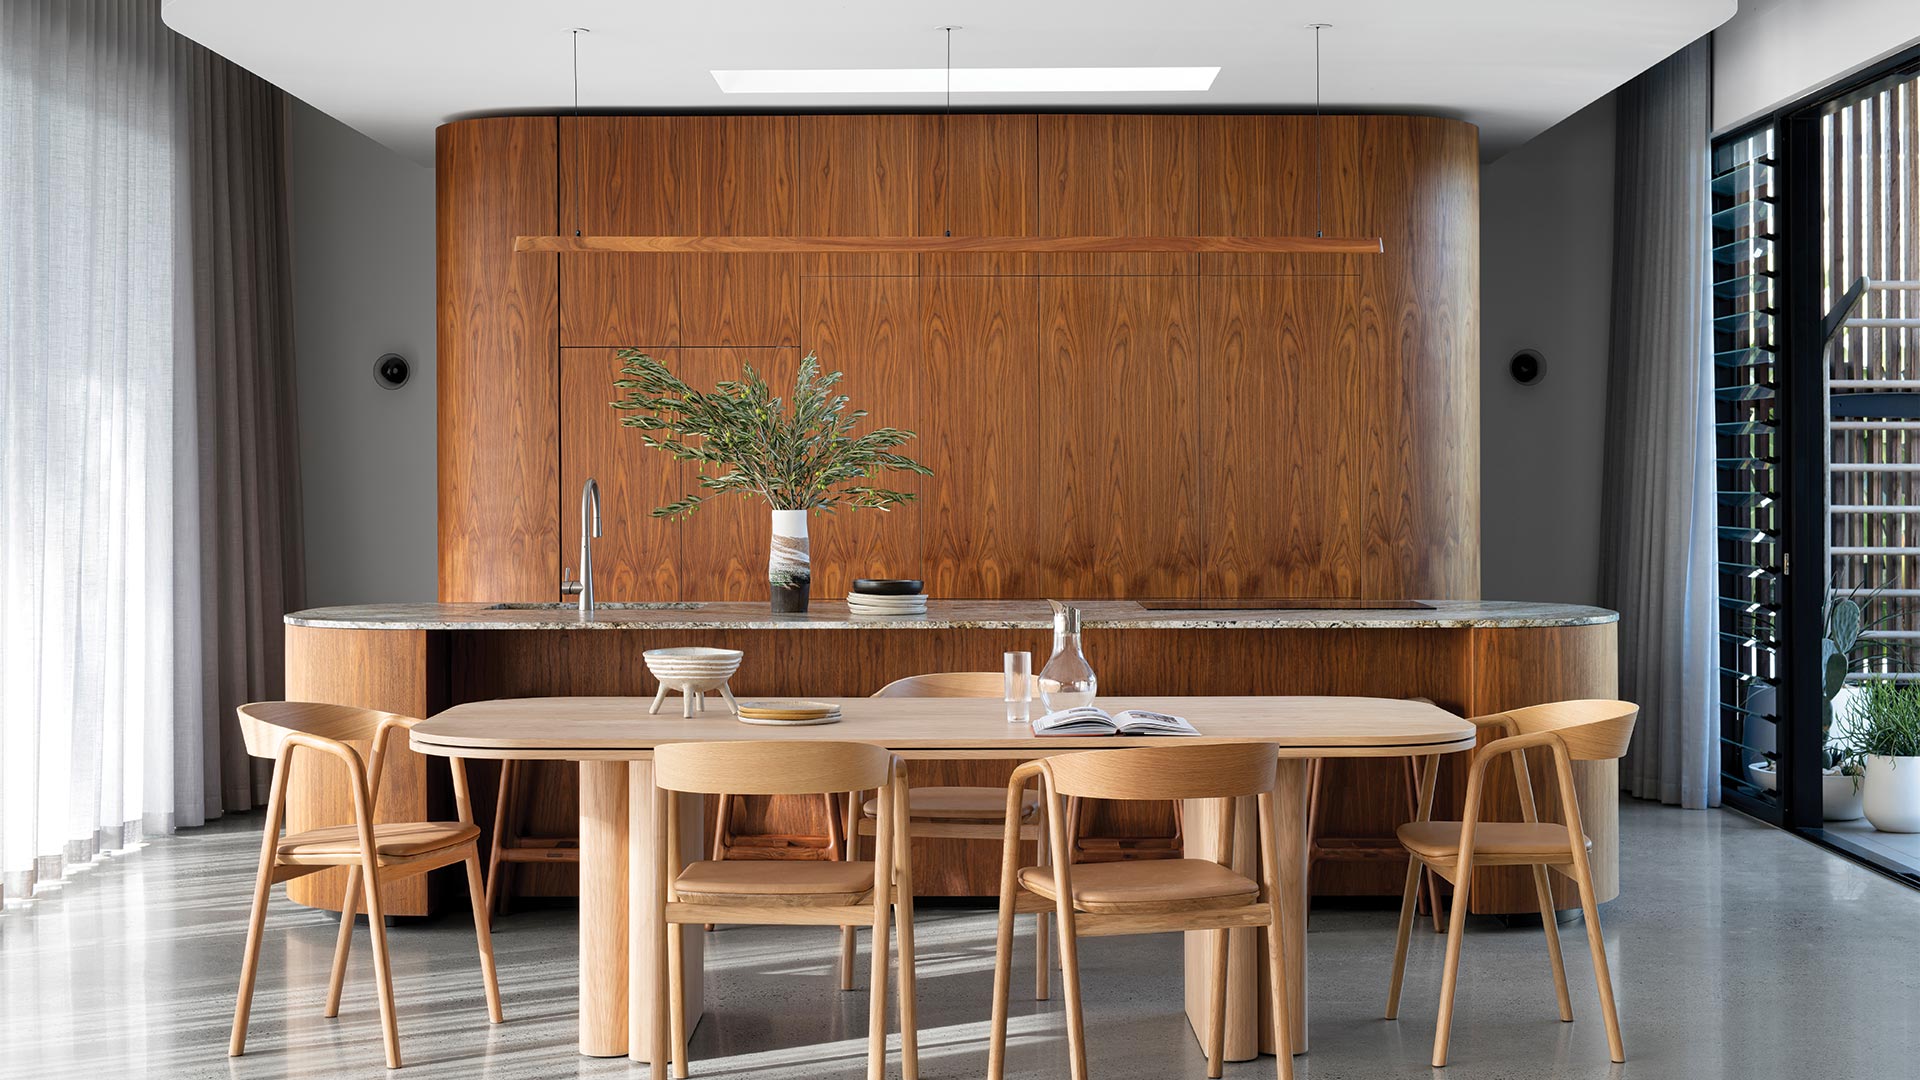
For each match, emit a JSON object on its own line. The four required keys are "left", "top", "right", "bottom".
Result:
{"left": 1183, "top": 758, "right": 1310, "bottom": 1060}
{"left": 580, "top": 762, "right": 629, "bottom": 1057}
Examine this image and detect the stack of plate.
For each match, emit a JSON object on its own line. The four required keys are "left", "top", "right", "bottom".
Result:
{"left": 848, "top": 578, "right": 927, "bottom": 617}
{"left": 735, "top": 699, "right": 842, "bottom": 727}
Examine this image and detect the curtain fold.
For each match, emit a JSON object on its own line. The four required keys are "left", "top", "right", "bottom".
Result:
{"left": 1600, "top": 37, "right": 1721, "bottom": 809}
{"left": 0, "top": 0, "right": 302, "bottom": 901}
{"left": 177, "top": 40, "right": 305, "bottom": 822}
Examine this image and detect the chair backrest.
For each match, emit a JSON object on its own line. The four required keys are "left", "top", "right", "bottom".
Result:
{"left": 1496, "top": 699, "right": 1639, "bottom": 761}
{"left": 873, "top": 671, "right": 1028, "bottom": 698}
{"left": 1042, "top": 744, "right": 1278, "bottom": 801}
{"left": 236, "top": 701, "right": 403, "bottom": 759}
{"left": 654, "top": 740, "right": 893, "bottom": 795}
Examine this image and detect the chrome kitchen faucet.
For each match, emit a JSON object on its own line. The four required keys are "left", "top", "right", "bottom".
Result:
{"left": 561, "top": 476, "right": 602, "bottom": 616}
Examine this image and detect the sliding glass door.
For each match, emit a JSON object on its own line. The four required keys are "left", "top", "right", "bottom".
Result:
{"left": 1715, "top": 49, "right": 1920, "bottom": 884}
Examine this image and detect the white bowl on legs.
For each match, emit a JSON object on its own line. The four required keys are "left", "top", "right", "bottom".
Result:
{"left": 643, "top": 648, "right": 743, "bottom": 718}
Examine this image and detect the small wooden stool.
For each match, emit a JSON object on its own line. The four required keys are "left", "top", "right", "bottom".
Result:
{"left": 1306, "top": 757, "right": 1442, "bottom": 931}
{"left": 485, "top": 761, "right": 579, "bottom": 915}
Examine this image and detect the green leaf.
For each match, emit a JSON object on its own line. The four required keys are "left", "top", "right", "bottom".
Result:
{"left": 1823, "top": 639, "right": 1848, "bottom": 701}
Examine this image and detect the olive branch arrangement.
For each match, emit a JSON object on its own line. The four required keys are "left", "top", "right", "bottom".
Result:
{"left": 610, "top": 349, "right": 932, "bottom": 518}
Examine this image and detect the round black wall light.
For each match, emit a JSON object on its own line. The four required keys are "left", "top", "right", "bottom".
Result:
{"left": 1509, "top": 348, "right": 1544, "bottom": 386}
{"left": 373, "top": 353, "right": 410, "bottom": 390}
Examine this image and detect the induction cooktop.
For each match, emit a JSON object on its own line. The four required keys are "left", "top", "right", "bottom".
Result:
{"left": 1135, "top": 599, "right": 1435, "bottom": 611}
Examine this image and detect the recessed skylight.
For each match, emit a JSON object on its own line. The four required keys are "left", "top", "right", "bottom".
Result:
{"left": 711, "top": 66, "right": 1220, "bottom": 95}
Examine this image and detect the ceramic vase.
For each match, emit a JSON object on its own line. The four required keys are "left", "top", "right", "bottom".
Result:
{"left": 769, "top": 508, "right": 811, "bottom": 613}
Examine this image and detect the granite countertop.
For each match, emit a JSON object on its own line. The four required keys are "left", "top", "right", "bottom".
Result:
{"left": 284, "top": 599, "right": 1616, "bottom": 631}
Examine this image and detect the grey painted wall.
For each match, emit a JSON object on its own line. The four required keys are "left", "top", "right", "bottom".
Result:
{"left": 288, "top": 101, "right": 437, "bottom": 605}
{"left": 1479, "top": 97, "right": 1617, "bottom": 604}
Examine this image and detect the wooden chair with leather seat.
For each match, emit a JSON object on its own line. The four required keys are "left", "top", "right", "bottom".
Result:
{"left": 1384, "top": 699, "right": 1638, "bottom": 1067}
{"left": 986, "top": 744, "right": 1295, "bottom": 1080}
{"left": 230, "top": 702, "right": 503, "bottom": 1070}
{"left": 839, "top": 671, "right": 1052, "bottom": 998}
{"left": 648, "top": 740, "right": 918, "bottom": 1080}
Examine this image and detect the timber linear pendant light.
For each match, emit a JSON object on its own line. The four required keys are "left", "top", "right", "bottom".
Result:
{"left": 513, "top": 23, "right": 1383, "bottom": 256}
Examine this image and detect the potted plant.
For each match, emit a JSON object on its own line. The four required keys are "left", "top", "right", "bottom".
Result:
{"left": 1836, "top": 677, "right": 1920, "bottom": 832}
{"left": 1748, "top": 590, "right": 1873, "bottom": 819}
{"left": 611, "top": 351, "right": 931, "bottom": 613}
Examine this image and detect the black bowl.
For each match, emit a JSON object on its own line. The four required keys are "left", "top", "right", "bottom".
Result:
{"left": 852, "top": 578, "right": 924, "bottom": 596}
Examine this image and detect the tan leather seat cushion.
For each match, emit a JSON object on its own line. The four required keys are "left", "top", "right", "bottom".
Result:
{"left": 1398, "top": 820, "right": 1591, "bottom": 860}
{"left": 278, "top": 821, "right": 479, "bottom": 859}
{"left": 674, "top": 859, "right": 876, "bottom": 898}
{"left": 1018, "top": 858, "right": 1258, "bottom": 911}
{"left": 863, "top": 785, "right": 1040, "bottom": 822}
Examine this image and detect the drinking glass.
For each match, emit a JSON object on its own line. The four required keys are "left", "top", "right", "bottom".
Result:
{"left": 1004, "top": 651, "right": 1033, "bottom": 723}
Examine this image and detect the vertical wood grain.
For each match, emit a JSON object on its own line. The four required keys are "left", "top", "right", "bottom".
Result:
{"left": 795, "top": 116, "right": 927, "bottom": 597}
{"left": 560, "top": 116, "right": 799, "bottom": 348}
{"left": 1467, "top": 623, "right": 1621, "bottom": 909}
{"left": 918, "top": 272, "right": 1042, "bottom": 598}
{"left": 1037, "top": 274, "right": 1201, "bottom": 597}
{"left": 558, "top": 348, "right": 689, "bottom": 600}
{"left": 282, "top": 626, "right": 449, "bottom": 913}
{"left": 1201, "top": 271, "right": 1364, "bottom": 597}
{"left": 438, "top": 118, "right": 559, "bottom": 602}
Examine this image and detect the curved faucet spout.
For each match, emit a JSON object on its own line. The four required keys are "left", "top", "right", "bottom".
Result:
{"left": 579, "top": 478, "right": 602, "bottom": 615}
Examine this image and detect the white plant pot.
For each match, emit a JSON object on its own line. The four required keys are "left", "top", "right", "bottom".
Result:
{"left": 1862, "top": 755, "right": 1920, "bottom": 833}
{"left": 1823, "top": 770, "right": 1865, "bottom": 822}
{"left": 1742, "top": 762, "right": 1865, "bottom": 821}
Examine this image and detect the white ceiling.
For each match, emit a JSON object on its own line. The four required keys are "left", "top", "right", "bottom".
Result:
{"left": 162, "top": 0, "right": 1736, "bottom": 166}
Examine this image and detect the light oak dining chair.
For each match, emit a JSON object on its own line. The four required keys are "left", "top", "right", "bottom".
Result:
{"left": 230, "top": 701, "right": 503, "bottom": 1070}
{"left": 1384, "top": 698, "right": 1638, "bottom": 1067}
{"left": 987, "top": 744, "right": 1295, "bottom": 1080}
{"left": 842, "top": 671, "right": 1052, "bottom": 997}
{"left": 650, "top": 740, "right": 918, "bottom": 1080}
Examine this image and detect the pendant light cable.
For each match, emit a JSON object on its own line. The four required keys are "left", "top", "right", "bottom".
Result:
{"left": 941, "top": 25, "right": 955, "bottom": 237}
{"left": 572, "top": 27, "right": 588, "bottom": 238}
{"left": 1310, "top": 23, "right": 1327, "bottom": 239}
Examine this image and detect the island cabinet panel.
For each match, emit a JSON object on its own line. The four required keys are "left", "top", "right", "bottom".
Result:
{"left": 439, "top": 112, "right": 1482, "bottom": 604}
{"left": 281, "top": 626, "right": 452, "bottom": 915}
{"left": 1465, "top": 622, "right": 1622, "bottom": 909}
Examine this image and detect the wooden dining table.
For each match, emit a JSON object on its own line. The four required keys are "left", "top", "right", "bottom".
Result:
{"left": 410, "top": 695, "right": 1477, "bottom": 1065}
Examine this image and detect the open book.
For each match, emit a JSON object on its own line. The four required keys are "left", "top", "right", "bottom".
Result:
{"left": 1030, "top": 706, "right": 1201, "bottom": 737}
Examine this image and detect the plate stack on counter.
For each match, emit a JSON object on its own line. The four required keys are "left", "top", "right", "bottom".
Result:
{"left": 847, "top": 578, "right": 927, "bottom": 617}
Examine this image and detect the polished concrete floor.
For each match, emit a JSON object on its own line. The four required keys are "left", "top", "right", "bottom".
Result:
{"left": 2, "top": 802, "right": 1917, "bottom": 1080}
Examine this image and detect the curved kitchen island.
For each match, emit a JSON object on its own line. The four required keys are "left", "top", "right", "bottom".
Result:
{"left": 282, "top": 599, "right": 1618, "bottom": 917}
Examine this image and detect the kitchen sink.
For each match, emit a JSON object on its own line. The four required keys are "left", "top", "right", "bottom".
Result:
{"left": 487, "top": 602, "right": 708, "bottom": 611}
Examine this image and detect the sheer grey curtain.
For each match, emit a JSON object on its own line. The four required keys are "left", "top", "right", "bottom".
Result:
{"left": 0, "top": 0, "right": 302, "bottom": 901}
{"left": 1600, "top": 37, "right": 1720, "bottom": 809}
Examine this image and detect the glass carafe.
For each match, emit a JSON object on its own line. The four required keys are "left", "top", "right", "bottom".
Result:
{"left": 1039, "top": 600, "right": 1098, "bottom": 712}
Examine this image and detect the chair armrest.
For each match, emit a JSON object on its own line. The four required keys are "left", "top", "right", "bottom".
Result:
{"left": 1456, "top": 729, "right": 1572, "bottom": 836}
